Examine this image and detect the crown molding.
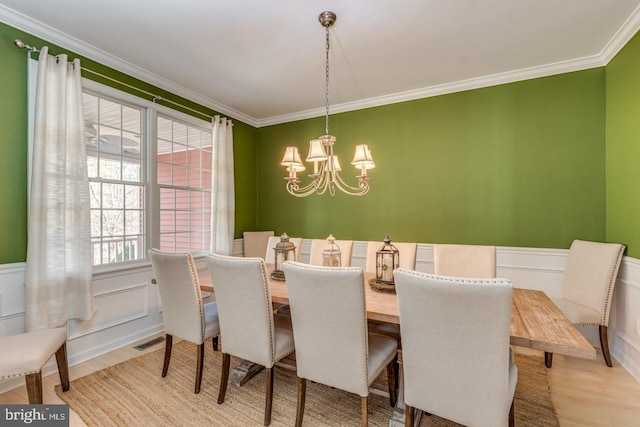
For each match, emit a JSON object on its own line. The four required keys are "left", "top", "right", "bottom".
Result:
{"left": 599, "top": 3, "right": 640, "bottom": 63}
{"left": 3, "top": 3, "right": 640, "bottom": 129}
{"left": 256, "top": 54, "right": 606, "bottom": 127}
{"left": 0, "top": 4, "right": 257, "bottom": 127}
{"left": 258, "top": 5, "right": 640, "bottom": 128}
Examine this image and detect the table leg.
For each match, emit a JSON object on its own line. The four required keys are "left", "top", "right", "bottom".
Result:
{"left": 230, "top": 361, "right": 264, "bottom": 387}
{"left": 389, "top": 350, "right": 422, "bottom": 427}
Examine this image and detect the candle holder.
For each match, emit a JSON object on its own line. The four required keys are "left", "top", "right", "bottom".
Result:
{"left": 322, "top": 234, "right": 342, "bottom": 267}
{"left": 375, "top": 235, "right": 399, "bottom": 285}
{"left": 271, "top": 232, "right": 297, "bottom": 281}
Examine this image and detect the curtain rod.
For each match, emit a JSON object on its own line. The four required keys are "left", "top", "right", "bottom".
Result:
{"left": 13, "top": 39, "right": 230, "bottom": 124}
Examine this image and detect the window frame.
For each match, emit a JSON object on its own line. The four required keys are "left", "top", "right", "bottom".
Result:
{"left": 156, "top": 114, "right": 213, "bottom": 255}
{"left": 82, "top": 79, "right": 213, "bottom": 273}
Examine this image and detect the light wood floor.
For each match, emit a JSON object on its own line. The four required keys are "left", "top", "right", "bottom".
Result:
{"left": 2, "top": 334, "right": 639, "bottom": 426}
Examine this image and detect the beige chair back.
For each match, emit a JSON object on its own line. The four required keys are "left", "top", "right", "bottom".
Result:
{"left": 394, "top": 269, "right": 515, "bottom": 427}
{"left": 283, "top": 262, "right": 370, "bottom": 396}
{"left": 206, "top": 254, "right": 279, "bottom": 368}
{"left": 365, "top": 241, "right": 417, "bottom": 273}
{"left": 562, "top": 239, "right": 625, "bottom": 325}
{"left": 265, "top": 235, "right": 303, "bottom": 264}
{"left": 433, "top": 244, "right": 496, "bottom": 278}
{"left": 242, "top": 231, "right": 274, "bottom": 259}
{"left": 308, "top": 238, "right": 354, "bottom": 266}
{"left": 149, "top": 249, "right": 205, "bottom": 345}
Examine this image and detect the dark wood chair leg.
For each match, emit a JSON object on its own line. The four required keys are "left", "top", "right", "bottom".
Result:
{"left": 509, "top": 398, "right": 515, "bottom": 427}
{"left": 599, "top": 325, "right": 613, "bottom": 367}
{"left": 25, "top": 371, "right": 43, "bottom": 404}
{"left": 545, "top": 351, "right": 553, "bottom": 368}
{"left": 405, "top": 404, "right": 414, "bottom": 427}
{"left": 55, "top": 343, "right": 70, "bottom": 392}
{"left": 218, "top": 353, "right": 230, "bottom": 404}
{"left": 264, "top": 367, "right": 274, "bottom": 426}
{"left": 386, "top": 356, "right": 397, "bottom": 407}
{"left": 361, "top": 396, "right": 368, "bottom": 427}
{"left": 213, "top": 336, "right": 219, "bottom": 352}
{"left": 295, "top": 377, "right": 306, "bottom": 427}
{"left": 162, "top": 334, "right": 173, "bottom": 377}
{"left": 194, "top": 343, "right": 204, "bottom": 394}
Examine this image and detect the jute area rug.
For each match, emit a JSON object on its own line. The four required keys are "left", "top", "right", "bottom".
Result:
{"left": 56, "top": 341, "right": 559, "bottom": 426}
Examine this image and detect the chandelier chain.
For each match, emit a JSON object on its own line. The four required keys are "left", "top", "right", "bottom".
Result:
{"left": 325, "top": 24, "right": 330, "bottom": 136}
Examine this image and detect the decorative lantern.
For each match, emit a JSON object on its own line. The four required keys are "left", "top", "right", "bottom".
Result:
{"left": 376, "top": 235, "right": 400, "bottom": 284}
{"left": 271, "top": 232, "right": 297, "bottom": 281}
{"left": 322, "top": 234, "right": 342, "bottom": 267}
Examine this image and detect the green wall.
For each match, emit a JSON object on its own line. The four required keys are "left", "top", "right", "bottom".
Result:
{"left": 0, "top": 22, "right": 257, "bottom": 264}
{"left": 257, "top": 70, "right": 607, "bottom": 248}
{"left": 606, "top": 31, "right": 640, "bottom": 258}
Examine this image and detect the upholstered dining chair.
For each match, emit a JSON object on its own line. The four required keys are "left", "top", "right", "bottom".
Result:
{"left": 545, "top": 239, "right": 625, "bottom": 368}
{"left": 283, "top": 261, "right": 398, "bottom": 427}
{"left": 0, "top": 327, "right": 69, "bottom": 404}
{"left": 206, "top": 254, "right": 295, "bottom": 426}
{"left": 149, "top": 249, "right": 220, "bottom": 394}
{"left": 394, "top": 269, "right": 516, "bottom": 427}
{"left": 309, "top": 238, "right": 354, "bottom": 266}
{"left": 265, "top": 235, "right": 303, "bottom": 264}
{"left": 433, "top": 243, "right": 496, "bottom": 277}
{"left": 243, "top": 230, "right": 275, "bottom": 259}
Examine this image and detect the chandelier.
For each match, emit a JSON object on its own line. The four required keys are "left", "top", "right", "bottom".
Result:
{"left": 280, "top": 11, "right": 375, "bottom": 197}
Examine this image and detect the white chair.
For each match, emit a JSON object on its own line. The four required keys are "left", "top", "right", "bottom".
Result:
{"left": 365, "top": 240, "right": 417, "bottom": 273}
{"left": 149, "top": 249, "right": 220, "bottom": 394}
{"left": 206, "top": 254, "right": 295, "bottom": 426}
{"left": 283, "top": 261, "right": 398, "bottom": 427}
{"left": 394, "top": 269, "right": 516, "bottom": 427}
{"left": 433, "top": 243, "right": 496, "bottom": 278}
{"left": 309, "top": 238, "right": 354, "bottom": 266}
{"left": 243, "top": 230, "right": 274, "bottom": 259}
{"left": 0, "top": 327, "right": 69, "bottom": 404}
{"left": 546, "top": 239, "right": 625, "bottom": 368}
{"left": 265, "top": 235, "right": 303, "bottom": 264}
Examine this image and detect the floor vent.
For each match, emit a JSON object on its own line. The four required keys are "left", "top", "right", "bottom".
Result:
{"left": 133, "top": 336, "right": 164, "bottom": 351}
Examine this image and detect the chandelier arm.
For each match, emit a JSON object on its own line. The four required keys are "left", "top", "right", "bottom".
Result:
{"left": 286, "top": 180, "right": 321, "bottom": 197}
{"left": 333, "top": 171, "right": 370, "bottom": 196}
{"left": 285, "top": 165, "right": 331, "bottom": 197}
{"left": 334, "top": 170, "right": 368, "bottom": 191}
{"left": 315, "top": 170, "right": 331, "bottom": 195}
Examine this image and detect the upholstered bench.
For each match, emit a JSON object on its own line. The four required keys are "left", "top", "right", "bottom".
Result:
{"left": 0, "top": 327, "right": 70, "bottom": 403}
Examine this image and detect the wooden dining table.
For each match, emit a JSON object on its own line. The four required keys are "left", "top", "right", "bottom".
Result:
{"left": 200, "top": 267, "right": 595, "bottom": 360}
{"left": 199, "top": 265, "right": 595, "bottom": 427}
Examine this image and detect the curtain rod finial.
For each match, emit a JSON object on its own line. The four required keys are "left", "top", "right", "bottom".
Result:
{"left": 14, "top": 39, "right": 39, "bottom": 52}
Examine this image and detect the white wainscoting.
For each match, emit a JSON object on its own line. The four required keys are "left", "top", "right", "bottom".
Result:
{"left": 611, "top": 257, "right": 640, "bottom": 382}
{"left": 1, "top": 240, "right": 638, "bottom": 394}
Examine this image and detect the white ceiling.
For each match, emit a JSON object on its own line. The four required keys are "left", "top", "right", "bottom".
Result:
{"left": 2, "top": 0, "right": 640, "bottom": 127}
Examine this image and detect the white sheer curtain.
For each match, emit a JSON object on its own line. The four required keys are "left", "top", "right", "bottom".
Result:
{"left": 210, "top": 115, "right": 235, "bottom": 255}
{"left": 25, "top": 46, "right": 95, "bottom": 331}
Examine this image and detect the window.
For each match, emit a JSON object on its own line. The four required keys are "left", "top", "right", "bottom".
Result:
{"left": 81, "top": 80, "right": 214, "bottom": 267}
{"left": 83, "top": 92, "right": 145, "bottom": 266}
{"left": 157, "top": 116, "right": 213, "bottom": 253}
